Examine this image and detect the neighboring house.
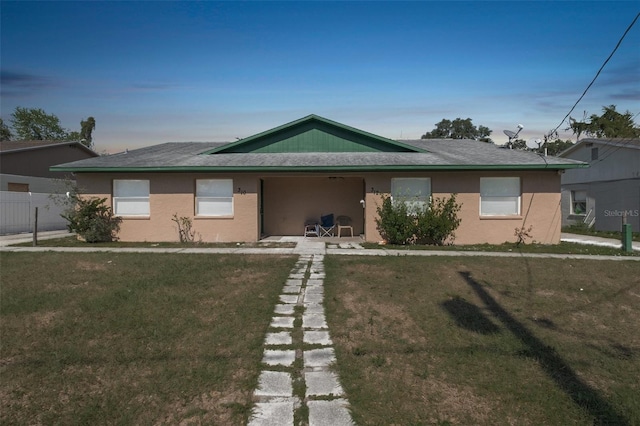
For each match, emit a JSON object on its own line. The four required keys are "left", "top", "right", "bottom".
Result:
{"left": 0, "top": 140, "right": 99, "bottom": 234}
{"left": 0, "top": 140, "right": 98, "bottom": 192}
{"left": 559, "top": 138, "right": 640, "bottom": 232}
{"left": 51, "top": 115, "right": 586, "bottom": 244}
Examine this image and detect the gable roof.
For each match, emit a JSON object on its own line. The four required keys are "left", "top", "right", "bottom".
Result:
{"left": 51, "top": 115, "right": 587, "bottom": 173}
{"left": 558, "top": 137, "right": 640, "bottom": 157}
{"left": 203, "top": 114, "right": 423, "bottom": 154}
{"left": 0, "top": 140, "right": 98, "bottom": 157}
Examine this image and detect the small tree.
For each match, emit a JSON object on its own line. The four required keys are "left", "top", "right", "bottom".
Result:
{"left": 375, "top": 194, "right": 462, "bottom": 245}
{"left": 62, "top": 193, "right": 121, "bottom": 242}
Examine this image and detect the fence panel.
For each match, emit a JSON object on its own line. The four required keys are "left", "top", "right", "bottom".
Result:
{"left": 0, "top": 191, "right": 68, "bottom": 235}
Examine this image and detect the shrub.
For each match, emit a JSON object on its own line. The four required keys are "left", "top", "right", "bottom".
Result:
{"left": 62, "top": 194, "right": 121, "bottom": 243}
{"left": 171, "top": 214, "right": 200, "bottom": 243}
{"left": 375, "top": 196, "right": 415, "bottom": 245}
{"left": 375, "top": 194, "right": 462, "bottom": 245}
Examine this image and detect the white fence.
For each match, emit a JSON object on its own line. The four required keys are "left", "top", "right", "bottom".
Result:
{"left": 0, "top": 191, "right": 68, "bottom": 235}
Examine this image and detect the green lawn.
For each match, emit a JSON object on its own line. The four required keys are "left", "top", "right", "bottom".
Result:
{"left": 324, "top": 255, "right": 640, "bottom": 425}
{"left": 0, "top": 252, "right": 296, "bottom": 425}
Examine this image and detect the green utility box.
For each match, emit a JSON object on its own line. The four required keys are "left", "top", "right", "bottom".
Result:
{"left": 621, "top": 223, "right": 633, "bottom": 253}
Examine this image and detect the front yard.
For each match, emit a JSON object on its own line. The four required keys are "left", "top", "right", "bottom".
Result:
{"left": 1, "top": 252, "right": 638, "bottom": 425}
{"left": 0, "top": 252, "right": 296, "bottom": 425}
{"left": 324, "top": 256, "right": 640, "bottom": 425}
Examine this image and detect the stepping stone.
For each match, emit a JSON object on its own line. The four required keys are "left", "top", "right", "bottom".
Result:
{"left": 306, "top": 286, "right": 324, "bottom": 294}
{"left": 249, "top": 400, "right": 295, "bottom": 426}
{"left": 306, "top": 279, "right": 323, "bottom": 287}
{"left": 263, "top": 350, "right": 296, "bottom": 366}
{"left": 303, "top": 330, "right": 332, "bottom": 345}
{"left": 289, "top": 273, "right": 305, "bottom": 279}
{"left": 305, "top": 304, "right": 324, "bottom": 314}
{"left": 255, "top": 371, "right": 293, "bottom": 396}
{"left": 304, "top": 293, "right": 324, "bottom": 304}
{"left": 270, "top": 317, "right": 295, "bottom": 328}
{"left": 303, "top": 313, "right": 327, "bottom": 329}
{"left": 307, "top": 399, "right": 354, "bottom": 426}
{"left": 305, "top": 371, "right": 344, "bottom": 396}
{"left": 282, "top": 285, "right": 301, "bottom": 294}
{"left": 286, "top": 279, "right": 303, "bottom": 286}
{"left": 274, "top": 304, "right": 295, "bottom": 315}
{"left": 265, "top": 331, "right": 292, "bottom": 345}
{"left": 304, "top": 348, "right": 335, "bottom": 368}
{"left": 309, "top": 273, "right": 325, "bottom": 279}
{"left": 279, "top": 295, "right": 298, "bottom": 304}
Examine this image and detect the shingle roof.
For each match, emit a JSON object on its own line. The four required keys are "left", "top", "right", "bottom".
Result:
{"left": 49, "top": 114, "right": 587, "bottom": 172}
{"left": 52, "top": 139, "right": 585, "bottom": 172}
{"left": 0, "top": 140, "right": 98, "bottom": 156}
{"left": 558, "top": 137, "right": 640, "bottom": 157}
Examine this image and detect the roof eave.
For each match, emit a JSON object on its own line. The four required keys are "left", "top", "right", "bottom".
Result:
{"left": 51, "top": 163, "right": 589, "bottom": 173}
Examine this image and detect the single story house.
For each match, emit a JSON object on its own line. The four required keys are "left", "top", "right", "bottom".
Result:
{"left": 52, "top": 115, "right": 586, "bottom": 244}
{"left": 559, "top": 138, "right": 640, "bottom": 232}
{"left": 0, "top": 140, "right": 98, "bottom": 193}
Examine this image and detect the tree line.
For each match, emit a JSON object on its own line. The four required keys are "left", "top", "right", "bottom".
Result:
{"left": 421, "top": 105, "right": 638, "bottom": 156}
{"left": 0, "top": 107, "right": 95, "bottom": 148}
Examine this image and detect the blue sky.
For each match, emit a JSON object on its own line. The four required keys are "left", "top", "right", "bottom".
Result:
{"left": 1, "top": 1, "right": 639, "bottom": 153}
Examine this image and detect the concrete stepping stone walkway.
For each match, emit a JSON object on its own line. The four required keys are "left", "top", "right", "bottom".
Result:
{"left": 248, "top": 254, "right": 355, "bottom": 426}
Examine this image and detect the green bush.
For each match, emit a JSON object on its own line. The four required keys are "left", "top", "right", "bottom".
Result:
{"left": 62, "top": 195, "right": 122, "bottom": 243}
{"left": 375, "top": 194, "right": 462, "bottom": 245}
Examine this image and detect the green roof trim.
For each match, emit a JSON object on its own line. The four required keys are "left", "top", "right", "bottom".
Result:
{"left": 51, "top": 163, "right": 588, "bottom": 173}
{"left": 202, "top": 114, "right": 424, "bottom": 154}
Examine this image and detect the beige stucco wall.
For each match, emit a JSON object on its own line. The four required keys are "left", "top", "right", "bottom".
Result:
{"left": 77, "top": 169, "right": 561, "bottom": 244}
{"left": 77, "top": 173, "right": 259, "bottom": 242}
{"left": 363, "top": 171, "right": 561, "bottom": 244}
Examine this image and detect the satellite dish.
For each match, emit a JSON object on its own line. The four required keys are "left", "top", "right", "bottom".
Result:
{"left": 503, "top": 130, "right": 517, "bottom": 139}
{"left": 526, "top": 138, "right": 543, "bottom": 149}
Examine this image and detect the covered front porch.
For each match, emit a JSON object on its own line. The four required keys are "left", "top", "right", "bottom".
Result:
{"left": 260, "top": 176, "right": 366, "bottom": 238}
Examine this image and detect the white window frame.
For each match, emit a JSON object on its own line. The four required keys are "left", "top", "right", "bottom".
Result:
{"left": 571, "top": 190, "right": 587, "bottom": 215}
{"left": 391, "top": 178, "right": 431, "bottom": 212}
{"left": 195, "top": 179, "right": 233, "bottom": 217}
{"left": 113, "top": 179, "right": 150, "bottom": 217}
{"left": 480, "top": 177, "right": 521, "bottom": 217}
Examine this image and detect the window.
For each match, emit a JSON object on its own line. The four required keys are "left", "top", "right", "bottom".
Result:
{"left": 571, "top": 190, "right": 587, "bottom": 215}
{"left": 591, "top": 147, "right": 599, "bottom": 161}
{"left": 113, "top": 180, "right": 150, "bottom": 216}
{"left": 391, "top": 178, "right": 431, "bottom": 211}
{"left": 8, "top": 182, "right": 29, "bottom": 192}
{"left": 480, "top": 177, "right": 520, "bottom": 216}
{"left": 196, "top": 179, "right": 233, "bottom": 216}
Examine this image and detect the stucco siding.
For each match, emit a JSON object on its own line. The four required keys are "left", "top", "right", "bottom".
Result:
{"left": 77, "top": 170, "right": 562, "bottom": 244}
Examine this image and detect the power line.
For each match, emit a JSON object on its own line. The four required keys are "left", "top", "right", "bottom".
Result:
{"left": 549, "top": 12, "right": 640, "bottom": 137}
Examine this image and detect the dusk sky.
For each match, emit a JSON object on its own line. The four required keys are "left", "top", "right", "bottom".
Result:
{"left": 1, "top": 1, "right": 639, "bottom": 153}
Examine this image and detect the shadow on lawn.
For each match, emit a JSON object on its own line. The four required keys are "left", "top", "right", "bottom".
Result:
{"left": 458, "top": 271, "right": 629, "bottom": 425}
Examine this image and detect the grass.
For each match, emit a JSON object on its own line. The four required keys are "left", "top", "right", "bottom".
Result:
{"left": 361, "top": 241, "right": 639, "bottom": 256}
{"left": 324, "top": 255, "right": 640, "bottom": 425}
{"left": 18, "top": 235, "right": 296, "bottom": 248}
{"left": 0, "top": 252, "right": 297, "bottom": 425}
